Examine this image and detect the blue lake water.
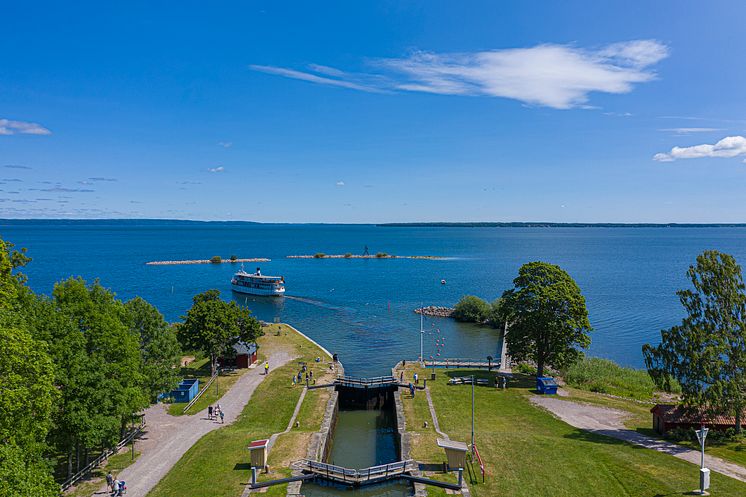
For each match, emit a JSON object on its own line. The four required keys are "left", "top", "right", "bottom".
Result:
{"left": 3, "top": 220, "right": 746, "bottom": 376}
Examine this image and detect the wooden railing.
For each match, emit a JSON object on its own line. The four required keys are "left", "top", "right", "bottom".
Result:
{"left": 294, "top": 459, "right": 417, "bottom": 485}
{"left": 182, "top": 369, "right": 219, "bottom": 414}
{"left": 59, "top": 422, "right": 145, "bottom": 492}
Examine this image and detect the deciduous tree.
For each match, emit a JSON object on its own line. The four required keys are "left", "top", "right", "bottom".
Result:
{"left": 643, "top": 250, "right": 746, "bottom": 433}
{"left": 499, "top": 261, "right": 592, "bottom": 377}
{"left": 452, "top": 295, "right": 491, "bottom": 323}
{"left": 179, "top": 290, "right": 262, "bottom": 375}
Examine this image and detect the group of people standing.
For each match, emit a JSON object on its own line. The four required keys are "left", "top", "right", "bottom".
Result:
{"left": 207, "top": 403, "right": 224, "bottom": 423}
{"left": 292, "top": 363, "right": 315, "bottom": 386}
{"left": 105, "top": 472, "right": 125, "bottom": 496}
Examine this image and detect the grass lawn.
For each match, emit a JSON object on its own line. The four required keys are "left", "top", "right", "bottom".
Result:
{"left": 396, "top": 364, "right": 746, "bottom": 497}
{"left": 166, "top": 357, "right": 252, "bottom": 416}
{"left": 563, "top": 387, "right": 746, "bottom": 468}
{"left": 147, "top": 324, "right": 334, "bottom": 497}
{"left": 65, "top": 448, "right": 141, "bottom": 497}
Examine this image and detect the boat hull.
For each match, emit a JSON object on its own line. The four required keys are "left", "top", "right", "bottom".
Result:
{"left": 231, "top": 283, "right": 285, "bottom": 296}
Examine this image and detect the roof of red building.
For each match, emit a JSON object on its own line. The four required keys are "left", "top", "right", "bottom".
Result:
{"left": 651, "top": 404, "right": 746, "bottom": 426}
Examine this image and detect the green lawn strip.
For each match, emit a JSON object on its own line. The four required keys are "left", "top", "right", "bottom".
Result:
{"left": 147, "top": 327, "right": 331, "bottom": 497}
{"left": 400, "top": 365, "right": 746, "bottom": 497}
{"left": 564, "top": 387, "right": 746, "bottom": 467}
{"left": 166, "top": 357, "right": 251, "bottom": 416}
{"left": 67, "top": 449, "right": 141, "bottom": 497}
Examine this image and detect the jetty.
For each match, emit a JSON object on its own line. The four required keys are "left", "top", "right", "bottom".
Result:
{"left": 415, "top": 306, "right": 454, "bottom": 318}
{"left": 286, "top": 254, "right": 443, "bottom": 259}
{"left": 146, "top": 258, "right": 270, "bottom": 266}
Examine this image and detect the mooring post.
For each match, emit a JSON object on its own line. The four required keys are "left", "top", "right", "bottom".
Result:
{"left": 251, "top": 467, "right": 257, "bottom": 485}
{"left": 458, "top": 467, "right": 463, "bottom": 487}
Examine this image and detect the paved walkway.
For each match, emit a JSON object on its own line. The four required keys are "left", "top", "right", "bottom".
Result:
{"left": 530, "top": 396, "right": 746, "bottom": 483}
{"left": 91, "top": 350, "right": 294, "bottom": 497}
{"left": 424, "top": 387, "right": 449, "bottom": 441}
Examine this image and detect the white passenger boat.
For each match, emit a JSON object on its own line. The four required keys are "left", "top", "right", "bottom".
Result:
{"left": 231, "top": 267, "right": 285, "bottom": 296}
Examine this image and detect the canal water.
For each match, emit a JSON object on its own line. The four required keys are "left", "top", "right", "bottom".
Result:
{"left": 301, "top": 401, "right": 413, "bottom": 496}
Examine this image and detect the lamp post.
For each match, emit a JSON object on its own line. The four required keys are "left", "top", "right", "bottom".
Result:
{"left": 419, "top": 303, "right": 424, "bottom": 364}
{"left": 471, "top": 375, "right": 475, "bottom": 455}
{"left": 694, "top": 425, "right": 710, "bottom": 495}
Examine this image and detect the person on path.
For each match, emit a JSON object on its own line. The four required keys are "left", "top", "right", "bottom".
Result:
{"left": 106, "top": 472, "right": 114, "bottom": 492}
{"left": 292, "top": 375, "right": 296, "bottom": 385}
{"left": 414, "top": 372, "right": 419, "bottom": 385}
{"left": 219, "top": 410, "right": 225, "bottom": 424}
{"left": 112, "top": 478, "right": 121, "bottom": 496}
{"left": 208, "top": 405, "right": 213, "bottom": 420}
{"left": 264, "top": 361, "right": 269, "bottom": 375}
{"left": 399, "top": 371, "right": 404, "bottom": 382}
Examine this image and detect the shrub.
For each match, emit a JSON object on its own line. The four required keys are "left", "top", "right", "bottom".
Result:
{"left": 375, "top": 252, "right": 388, "bottom": 258}
{"left": 513, "top": 362, "right": 537, "bottom": 376}
{"left": 209, "top": 255, "right": 222, "bottom": 264}
{"left": 313, "top": 253, "right": 326, "bottom": 259}
{"left": 452, "top": 295, "right": 491, "bottom": 323}
{"left": 230, "top": 255, "right": 237, "bottom": 262}
{"left": 344, "top": 253, "right": 352, "bottom": 258}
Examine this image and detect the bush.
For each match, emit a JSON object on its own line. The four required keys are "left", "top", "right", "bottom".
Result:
{"left": 230, "top": 255, "right": 237, "bottom": 262}
{"left": 513, "top": 362, "right": 537, "bottom": 376}
{"left": 562, "top": 357, "right": 680, "bottom": 400}
{"left": 209, "top": 255, "right": 222, "bottom": 264}
{"left": 344, "top": 253, "right": 352, "bottom": 258}
{"left": 313, "top": 253, "right": 326, "bottom": 259}
{"left": 375, "top": 252, "right": 388, "bottom": 258}
{"left": 452, "top": 295, "right": 491, "bottom": 323}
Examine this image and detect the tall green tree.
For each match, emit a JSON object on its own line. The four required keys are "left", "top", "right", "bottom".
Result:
{"left": 499, "top": 261, "right": 592, "bottom": 377}
{"left": 0, "top": 443, "right": 58, "bottom": 497}
{"left": 126, "top": 297, "right": 181, "bottom": 401}
{"left": 179, "top": 289, "right": 262, "bottom": 375}
{"left": 643, "top": 250, "right": 746, "bottom": 433}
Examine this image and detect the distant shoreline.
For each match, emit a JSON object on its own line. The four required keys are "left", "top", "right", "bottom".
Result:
{"left": 377, "top": 222, "right": 746, "bottom": 228}
{"left": 287, "top": 254, "right": 443, "bottom": 260}
{"left": 146, "top": 258, "right": 270, "bottom": 266}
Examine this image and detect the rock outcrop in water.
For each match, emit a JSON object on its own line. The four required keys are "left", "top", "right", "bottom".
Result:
{"left": 414, "top": 306, "right": 455, "bottom": 318}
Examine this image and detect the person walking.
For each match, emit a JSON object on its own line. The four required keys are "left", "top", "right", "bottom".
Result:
{"left": 414, "top": 372, "right": 419, "bottom": 385}
{"left": 264, "top": 361, "right": 269, "bottom": 375}
{"left": 112, "top": 478, "right": 121, "bottom": 496}
{"left": 399, "top": 371, "right": 404, "bottom": 382}
{"left": 408, "top": 382, "right": 415, "bottom": 398}
{"left": 219, "top": 410, "right": 225, "bottom": 424}
{"left": 106, "top": 472, "right": 114, "bottom": 493}
{"left": 208, "top": 405, "right": 213, "bottom": 420}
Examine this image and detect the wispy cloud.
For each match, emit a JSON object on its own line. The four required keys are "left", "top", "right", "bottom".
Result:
{"left": 178, "top": 181, "right": 202, "bottom": 185}
{"left": 0, "top": 118, "right": 51, "bottom": 135}
{"left": 207, "top": 166, "right": 225, "bottom": 173}
{"left": 250, "top": 39, "right": 668, "bottom": 109}
{"left": 653, "top": 136, "right": 746, "bottom": 162}
{"left": 88, "top": 177, "right": 117, "bottom": 182}
{"left": 218, "top": 141, "right": 233, "bottom": 148}
{"left": 658, "top": 127, "right": 722, "bottom": 134}
{"left": 336, "top": 180, "right": 345, "bottom": 187}
{"left": 3, "top": 164, "right": 32, "bottom": 169}
{"left": 39, "top": 186, "right": 95, "bottom": 193}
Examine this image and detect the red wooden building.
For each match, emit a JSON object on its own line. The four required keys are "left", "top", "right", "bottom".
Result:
{"left": 218, "top": 341, "right": 258, "bottom": 369}
{"left": 651, "top": 404, "right": 746, "bottom": 434}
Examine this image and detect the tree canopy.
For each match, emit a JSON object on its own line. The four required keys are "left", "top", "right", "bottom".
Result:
{"left": 643, "top": 250, "right": 746, "bottom": 432}
{"left": 499, "top": 261, "right": 592, "bottom": 377}
{"left": 179, "top": 289, "right": 262, "bottom": 374}
{"left": 452, "top": 295, "right": 491, "bottom": 323}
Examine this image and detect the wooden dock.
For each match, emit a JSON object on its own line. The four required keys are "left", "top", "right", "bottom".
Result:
{"left": 292, "top": 459, "right": 417, "bottom": 486}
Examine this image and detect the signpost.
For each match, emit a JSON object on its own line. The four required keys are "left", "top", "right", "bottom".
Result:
{"left": 694, "top": 426, "right": 710, "bottom": 495}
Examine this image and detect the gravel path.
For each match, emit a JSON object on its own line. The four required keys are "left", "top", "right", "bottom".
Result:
{"left": 91, "top": 350, "right": 294, "bottom": 497}
{"left": 530, "top": 396, "right": 746, "bottom": 483}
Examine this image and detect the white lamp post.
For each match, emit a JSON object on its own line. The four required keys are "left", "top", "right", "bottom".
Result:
{"left": 694, "top": 425, "right": 710, "bottom": 495}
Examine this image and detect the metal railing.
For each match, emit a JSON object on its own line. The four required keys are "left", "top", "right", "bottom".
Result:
{"left": 334, "top": 375, "right": 398, "bottom": 388}
{"left": 182, "top": 369, "right": 219, "bottom": 414}
{"left": 59, "top": 422, "right": 145, "bottom": 492}
{"left": 295, "top": 459, "right": 417, "bottom": 484}
{"left": 423, "top": 357, "right": 500, "bottom": 369}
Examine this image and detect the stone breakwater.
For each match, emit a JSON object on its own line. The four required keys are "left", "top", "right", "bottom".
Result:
{"left": 287, "top": 254, "right": 443, "bottom": 259}
{"left": 414, "top": 306, "right": 455, "bottom": 318}
{"left": 145, "top": 258, "right": 270, "bottom": 265}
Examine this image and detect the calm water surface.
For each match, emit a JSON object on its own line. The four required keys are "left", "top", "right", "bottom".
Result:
{"left": 3, "top": 221, "right": 746, "bottom": 375}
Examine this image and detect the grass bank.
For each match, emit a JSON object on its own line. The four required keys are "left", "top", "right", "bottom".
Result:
{"left": 65, "top": 449, "right": 141, "bottom": 497}
{"left": 147, "top": 324, "right": 334, "bottom": 497}
{"left": 396, "top": 363, "right": 746, "bottom": 497}
{"left": 561, "top": 357, "right": 680, "bottom": 400}
{"left": 166, "top": 357, "right": 251, "bottom": 416}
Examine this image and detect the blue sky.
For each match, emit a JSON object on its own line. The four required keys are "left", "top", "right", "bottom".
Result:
{"left": 1, "top": 1, "right": 745, "bottom": 222}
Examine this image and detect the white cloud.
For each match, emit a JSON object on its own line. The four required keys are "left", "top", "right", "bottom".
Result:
{"left": 336, "top": 181, "right": 345, "bottom": 187}
{"left": 208, "top": 166, "right": 225, "bottom": 173}
{"left": 218, "top": 141, "right": 233, "bottom": 148}
{"left": 0, "top": 118, "right": 51, "bottom": 136}
{"left": 658, "top": 128, "right": 722, "bottom": 134}
{"left": 653, "top": 136, "right": 746, "bottom": 162}
{"left": 250, "top": 39, "right": 668, "bottom": 109}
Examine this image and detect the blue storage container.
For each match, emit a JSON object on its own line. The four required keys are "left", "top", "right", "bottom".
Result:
{"left": 170, "top": 378, "right": 200, "bottom": 403}
{"left": 536, "top": 377, "right": 558, "bottom": 395}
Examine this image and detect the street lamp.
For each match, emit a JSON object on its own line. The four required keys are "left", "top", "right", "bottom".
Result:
{"left": 694, "top": 425, "right": 710, "bottom": 495}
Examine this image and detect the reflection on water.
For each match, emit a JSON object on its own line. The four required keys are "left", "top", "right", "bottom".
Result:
{"left": 327, "top": 409, "right": 398, "bottom": 468}
{"left": 301, "top": 479, "right": 413, "bottom": 497}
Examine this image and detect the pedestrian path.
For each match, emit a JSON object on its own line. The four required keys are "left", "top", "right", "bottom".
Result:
{"left": 531, "top": 396, "right": 746, "bottom": 483}
{"left": 91, "top": 350, "right": 294, "bottom": 497}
